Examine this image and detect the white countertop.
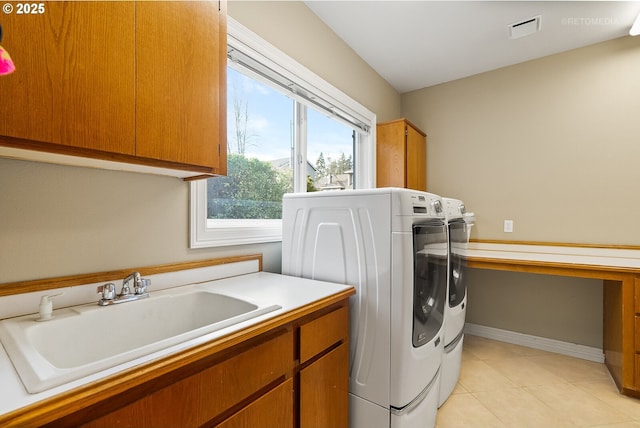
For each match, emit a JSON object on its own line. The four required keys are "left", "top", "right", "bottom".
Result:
{"left": 0, "top": 271, "right": 353, "bottom": 417}
{"left": 466, "top": 242, "right": 640, "bottom": 270}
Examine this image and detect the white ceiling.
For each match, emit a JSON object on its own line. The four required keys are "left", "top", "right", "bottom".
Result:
{"left": 305, "top": 1, "right": 640, "bottom": 93}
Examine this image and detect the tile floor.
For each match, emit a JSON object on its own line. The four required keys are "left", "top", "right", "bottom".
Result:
{"left": 436, "top": 335, "right": 640, "bottom": 427}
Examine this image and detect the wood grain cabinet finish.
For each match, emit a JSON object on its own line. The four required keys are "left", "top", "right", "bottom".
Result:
{"left": 79, "top": 329, "right": 294, "bottom": 428}
{"left": 376, "top": 118, "right": 427, "bottom": 191}
{"left": 299, "top": 306, "right": 349, "bottom": 428}
{"left": 300, "top": 343, "right": 349, "bottom": 428}
{"left": 0, "top": 2, "right": 136, "bottom": 154}
{"left": 299, "top": 304, "right": 348, "bottom": 363}
{"left": 634, "top": 277, "right": 640, "bottom": 387}
{"left": 135, "top": 1, "right": 226, "bottom": 173}
{"left": 216, "top": 379, "right": 294, "bottom": 428}
{"left": 0, "top": 1, "right": 226, "bottom": 177}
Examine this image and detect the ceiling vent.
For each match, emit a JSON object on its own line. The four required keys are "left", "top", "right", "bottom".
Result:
{"left": 508, "top": 15, "right": 542, "bottom": 39}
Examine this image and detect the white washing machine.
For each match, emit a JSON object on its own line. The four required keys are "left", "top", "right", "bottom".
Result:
{"left": 438, "top": 197, "right": 475, "bottom": 407}
{"left": 282, "top": 188, "right": 448, "bottom": 428}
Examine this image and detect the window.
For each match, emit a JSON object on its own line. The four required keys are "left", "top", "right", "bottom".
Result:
{"left": 209, "top": 66, "right": 294, "bottom": 220}
{"left": 190, "top": 17, "right": 376, "bottom": 248}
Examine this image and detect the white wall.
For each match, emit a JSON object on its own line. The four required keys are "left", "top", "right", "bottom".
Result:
{"left": 0, "top": 159, "right": 284, "bottom": 283}
{"left": 402, "top": 36, "right": 640, "bottom": 244}
{"left": 466, "top": 269, "right": 603, "bottom": 348}
{"left": 228, "top": 1, "right": 401, "bottom": 122}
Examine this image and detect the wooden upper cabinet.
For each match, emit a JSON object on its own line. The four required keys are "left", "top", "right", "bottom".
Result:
{"left": 135, "top": 1, "right": 226, "bottom": 172}
{"left": 376, "top": 118, "right": 427, "bottom": 191}
{"left": 0, "top": 1, "right": 226, "bottom": 177}
{"left": 0, "top": 2, "right": 135, "bottom": 154}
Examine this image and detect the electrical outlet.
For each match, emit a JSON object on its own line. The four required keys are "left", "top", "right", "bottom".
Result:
{"left": 504, "top": 220, "right": 514, "bottom": 233}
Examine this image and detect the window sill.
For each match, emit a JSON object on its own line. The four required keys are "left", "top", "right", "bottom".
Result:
{"left": 190, "top": 181, "right": 282, "bottom": 248}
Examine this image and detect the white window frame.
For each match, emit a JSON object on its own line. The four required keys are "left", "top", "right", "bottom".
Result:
{"left": 189, "top": 17, "right": 376, "bottom": 249}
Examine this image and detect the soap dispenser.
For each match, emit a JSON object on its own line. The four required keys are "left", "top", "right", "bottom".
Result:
{"left": 36, "top": 293, "right": 62, "bottom": 322}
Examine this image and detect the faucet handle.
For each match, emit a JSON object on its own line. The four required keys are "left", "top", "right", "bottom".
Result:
{"left": 135, "top": 278, "right": 150, "bottom": 295}
{"left": 97, "top": 283, "right": 116, "bottom": 301}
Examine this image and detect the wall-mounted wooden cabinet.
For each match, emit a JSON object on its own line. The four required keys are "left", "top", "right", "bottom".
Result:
{"left": 376, "top": 118, "right": 427, "bottom": 191}
{"left": 0, "top": 2, "right": 135, "bottom": 155}
{"left": 0, "top": 1, "right": 226, "bottom": 178}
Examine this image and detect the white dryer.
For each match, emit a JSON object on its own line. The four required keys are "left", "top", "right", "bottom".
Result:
{"left": 282, "top": 188, "right": 448, "bottom": 428}
{"left": 438, "top": 197, "right": 475, "bottom": 407}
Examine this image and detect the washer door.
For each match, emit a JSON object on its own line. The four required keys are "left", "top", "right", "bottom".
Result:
{"left": 448, "top": 219, "right": 468, "bottom": 308}
{"left": 412, "top": 221, "right": 447, "bottom": 348}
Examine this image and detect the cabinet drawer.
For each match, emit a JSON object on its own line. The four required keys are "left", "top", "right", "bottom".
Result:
{"left": 216, "top": 378, "right": 293, "bottom": 428}
{"left": 82, "top": 330, "right": 293, "bottom": 428}
{"left": 300, "top": 305, "right": 348, "bottom": 364}
{"left": 197, "top": 329, "right": 293, "bottom": 422}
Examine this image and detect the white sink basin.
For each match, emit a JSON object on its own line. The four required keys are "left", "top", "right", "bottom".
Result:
{"left": 0, "top": 289, "right": 280, "bottom": 393}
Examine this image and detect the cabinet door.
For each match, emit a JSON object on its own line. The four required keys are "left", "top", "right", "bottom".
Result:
{"left": 376, "top": 119, "right": 427, "bottom": 190}
{"left": 300, "top": 343, "right": 349, "bottom": 428}
{"left": 376, "top": 120, "right": 407, "bottom": 188}
{"left": 406, "top": 123, "right": 427, "bottom": 191}
{"left": 80, "top": 330, "right": 293, "bottom": 428}
{"left": 0, "top": 2, "right": 135, "bottom": 154}
{"left": 216, "top": 379, "right": 293, "bottom": 428}
{"left": 135, "top": 1, "right": 226, "bottom": 172}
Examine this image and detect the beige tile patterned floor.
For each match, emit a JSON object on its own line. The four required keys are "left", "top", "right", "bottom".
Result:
{"left": 436, "top": 335, "right": 640, "bottom": 427}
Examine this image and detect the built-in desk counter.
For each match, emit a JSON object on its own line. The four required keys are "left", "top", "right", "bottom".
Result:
{"left": 466, "top": 241, "right": 640, "bottom": 398}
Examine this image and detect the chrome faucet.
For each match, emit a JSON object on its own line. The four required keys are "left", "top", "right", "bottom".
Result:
{"left": 97, "top": 272, "right": 150, "bottom": 306}
{"left": 122, "top": 272, "right": 140, "bottom": 296}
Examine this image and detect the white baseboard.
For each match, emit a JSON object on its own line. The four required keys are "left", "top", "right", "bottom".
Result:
{"left": 463, "top": 323, "right": 605, "bottom": 363}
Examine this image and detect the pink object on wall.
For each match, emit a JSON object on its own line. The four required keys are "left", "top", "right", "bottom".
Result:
{"left": 0, "top": 44, "right": 15, "bottom": 75}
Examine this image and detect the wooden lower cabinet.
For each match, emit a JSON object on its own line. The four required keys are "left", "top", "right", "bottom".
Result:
{"left": 635, "top": 277, "right": 640, "bottom": 391}
{"left": 299, "top": 305, "right": 349, "bottom": 428}
{"left": 300, "top": 343, "right": 349, "bottom": 428}
{"left": 50, "top": 300, "right": 351, "bottom": 428}
{"left": 604, "top": 279, "right": 624, "bottom": 390}
{"left": 79, "top": 330, "right": 293, "bottom": 428}
{"left": 217, "top": 379, "right": 294, "bottom": 428}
